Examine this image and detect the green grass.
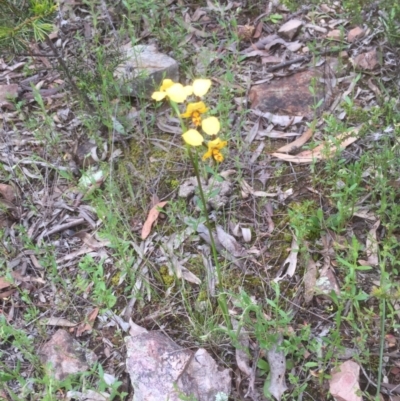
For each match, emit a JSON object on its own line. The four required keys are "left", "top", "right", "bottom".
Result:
{"left": 1, "top": 0, "right": 400, "bottom": 399}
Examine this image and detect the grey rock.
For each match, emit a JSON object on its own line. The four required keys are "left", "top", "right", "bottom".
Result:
{"left": 114, "top": 43, "right": 179, "bottom": 97}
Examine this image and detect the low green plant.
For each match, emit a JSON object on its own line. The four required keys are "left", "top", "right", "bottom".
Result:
{"left": 76, "top": 255, "right": 117, "bottom": 310}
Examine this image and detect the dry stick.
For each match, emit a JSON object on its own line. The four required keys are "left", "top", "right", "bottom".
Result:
{"left": 267, "top": 55, "right": 311, "bottom": 72}
{"left": 38, "top": 218, "right": 86, "bottom": 239}
{"left": 266, "top": 46, "right": 349, "bottom": 73}
{"left": 44, "top": 35, "right": 96, "bottom": 113}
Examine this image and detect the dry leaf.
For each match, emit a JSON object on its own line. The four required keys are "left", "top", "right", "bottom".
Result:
{"left": 252, "top": 109, "right": 303, "bottom": 126}
{"left": 141, "top": 201, "right": 168, "bottom": 240}
{"left": 0, "top": 276, "right": 12, "bottom": 290}
{"left": 304, "top": 257, "right": 317, "bottom": 304}
{"left": 11, "top": 271, "right": 45, "bottom": 284}
{"left": 272, "top": 127, "right": 361, "bottom": 164}
{"left": 257, "top": 130, "right": 300, "bottom": 138}
{"left": 241, "top": 227, "right": 252, "bottom": 243}
{"left": 329, "top": 360, "right": 362, "bottom": 401}
{"left": 265, "top": 202, "right": 275, "bottom": 233}
{"left": 216, "top": 225, "right": 243, "bottom": 257}
{"left": 267, "top": 335, "right": 288, "bottom": 400}
{"left": 245, "top": 118, "right": 261, "bottom": 144}
{"left": 241, "top": 180, "right": 277, "bottom": 198}
{"left": 41, "top": 317, "right": 78, "bottom": 327}
{"left": 232, "top": 319, "right": 252, "bottom": 377}
{"left": 274, "top": 236, "right": 298, "bottom": 282}
{"left": 75, "top": 232, "right": 111, "bottom": 249}
{"left": 66, "top": 390, "right": 110, "bottom": 401}
{"left": 76, "top": 307, "right": 99, "bottom": 337}
{"left": 358, "top": 220, "right": 380, "bottom": 266}
{"left": 275, "top": 128, "right": 313, "bottom": 153}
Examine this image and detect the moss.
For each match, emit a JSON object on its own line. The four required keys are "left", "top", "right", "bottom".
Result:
{"left": 110, "top": 272, "right": 121, "bottom": 287}
{"left": 159, "top": 265, "right": 175, "bottom": 287}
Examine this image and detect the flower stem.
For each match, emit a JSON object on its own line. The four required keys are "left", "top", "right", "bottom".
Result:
{"left": 188, "top": 148, "right": 231, "bottom": 330}
{"left": 169, "top": 99, "right": 231, "bottom": 330}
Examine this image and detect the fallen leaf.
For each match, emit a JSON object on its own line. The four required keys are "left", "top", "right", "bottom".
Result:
{"left": 329, "top": 360, "right": 362, "bottom": 401}
{"left": 0, "top": 289, "right": 16, "bottom": 299}
{"left": 66, "top": 390, "right": 111, "bottom": 401}
{"left": 232, "top": 319, "right": 252, "bottom": 377}
{"left": 0, "top": 276, "right": 12, "bottom": 290}
{"left": 275, "top": 128, "right": 313, "bottom": 153}
{"left": 261, "top": 55, "right": 283, "bottom": 64}
{"left": 76, "top": 307, "right": 99, "bottom": 337}
{"left": 272, "top": 126, "right": 361, "bottom": 163}
{"left": 74, "top": 232, "right": 111, "bottom": 249}
{"left": 252, "top": 109, "right": 303, "bottom": 126}
{"left": 241, "top": 227, "right": 252, "bottom": 243}
{"left": 40, "top": 317, "right": 78, "bottom": 327}
{"left": 358, "top": 220, "right": 380, "bottom": 266}
{"left": 245, "top": 118, "right": 261, "bottom": 144}
{"left": 267, "top": 335, "right": 288, "bottom": 400}
{"left": 141, "top": 201, "right": 168, "bottom": 240}
{"left": 274, "top": 236, "right": 298, "bottom": 282}
{"left": 257, "top": 130, "right": 301, "bottom": 139}
{"left": 304, "top": 256, "right": 317, "bottom": 304}
{"left": 11, "top": 271, "right": 45, "bottom": 284}
{"left": 216, "top": 225, "right": 244, "bottom": 257}
{"left": 241, "top": 180, "right": 277, "bottom": 198}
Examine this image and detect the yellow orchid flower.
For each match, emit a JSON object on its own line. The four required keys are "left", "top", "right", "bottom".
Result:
{"left": 181, "top": 101, "right": 209, "bottom": 127}
{"left": 151, "top": 80, "right": 191, "bottom": 103}
{"left": 151, "top": 79, "right": 175, "bottom": 101}
{"left": 203, "top": 138, "right": 227, "bottom": 162}
{"left": 192, "top": 79, "right": 212, "bottom": 97}
{"left": 165, "top": 83, "right": 191, "bottom": 103}
{"left": 201, "top": 116, "right": 220, "bottom": 136}
{"left": 182, "top": 129, "right": 204, "bottom": 147}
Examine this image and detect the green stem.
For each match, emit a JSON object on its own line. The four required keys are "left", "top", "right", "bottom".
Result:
{"left": 169, "top": 100, "right": 231, "bottom": 330}
{"left": 188, "top": 148, "right": 231, "bottom": 330}
{"left": 376, "top": 297, "right": 385, "bottom": 400}
{"left": 376, "top": 260, "right": 387, "bottom": 401}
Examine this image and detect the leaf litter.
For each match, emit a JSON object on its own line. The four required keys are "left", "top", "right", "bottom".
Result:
{"left": 1, "top": 0, "right": 399, "bottom": 399}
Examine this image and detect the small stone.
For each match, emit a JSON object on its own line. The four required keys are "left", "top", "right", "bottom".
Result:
{"left": 339, "top": 50, "right": 349, "bottom": 59}
{"left": 347, "top": 26, "right": 365, "bottom": 43}
{"left": 327, "top": 29, "right": 342, "bottom": 40}
{"left": 237, "top": 24, "right": 255, "bottom": 40}
{"left": 39, "top": 329, "right": 97, "bottom": 381}
{"left": 352, "top": 48, "right": 379, "bottom": 70}
{"left": 278, "top": 19, "right": 303, "bottom": 41}
{"left": 0, "top": 84, "right": 19, "bottom": 108}
{"left": 114, "top": 43, "right": 179, "bottom": 97}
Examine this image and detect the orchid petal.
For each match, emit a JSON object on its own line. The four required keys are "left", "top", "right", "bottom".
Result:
{"left": 182, "top": 129, "right": 204, "bottom": 146}
{"left": 202, "top": 116, "right": 220, "bottom": 135}
{"left": 193, "top": 79, "right": 212, "bottom": 97}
